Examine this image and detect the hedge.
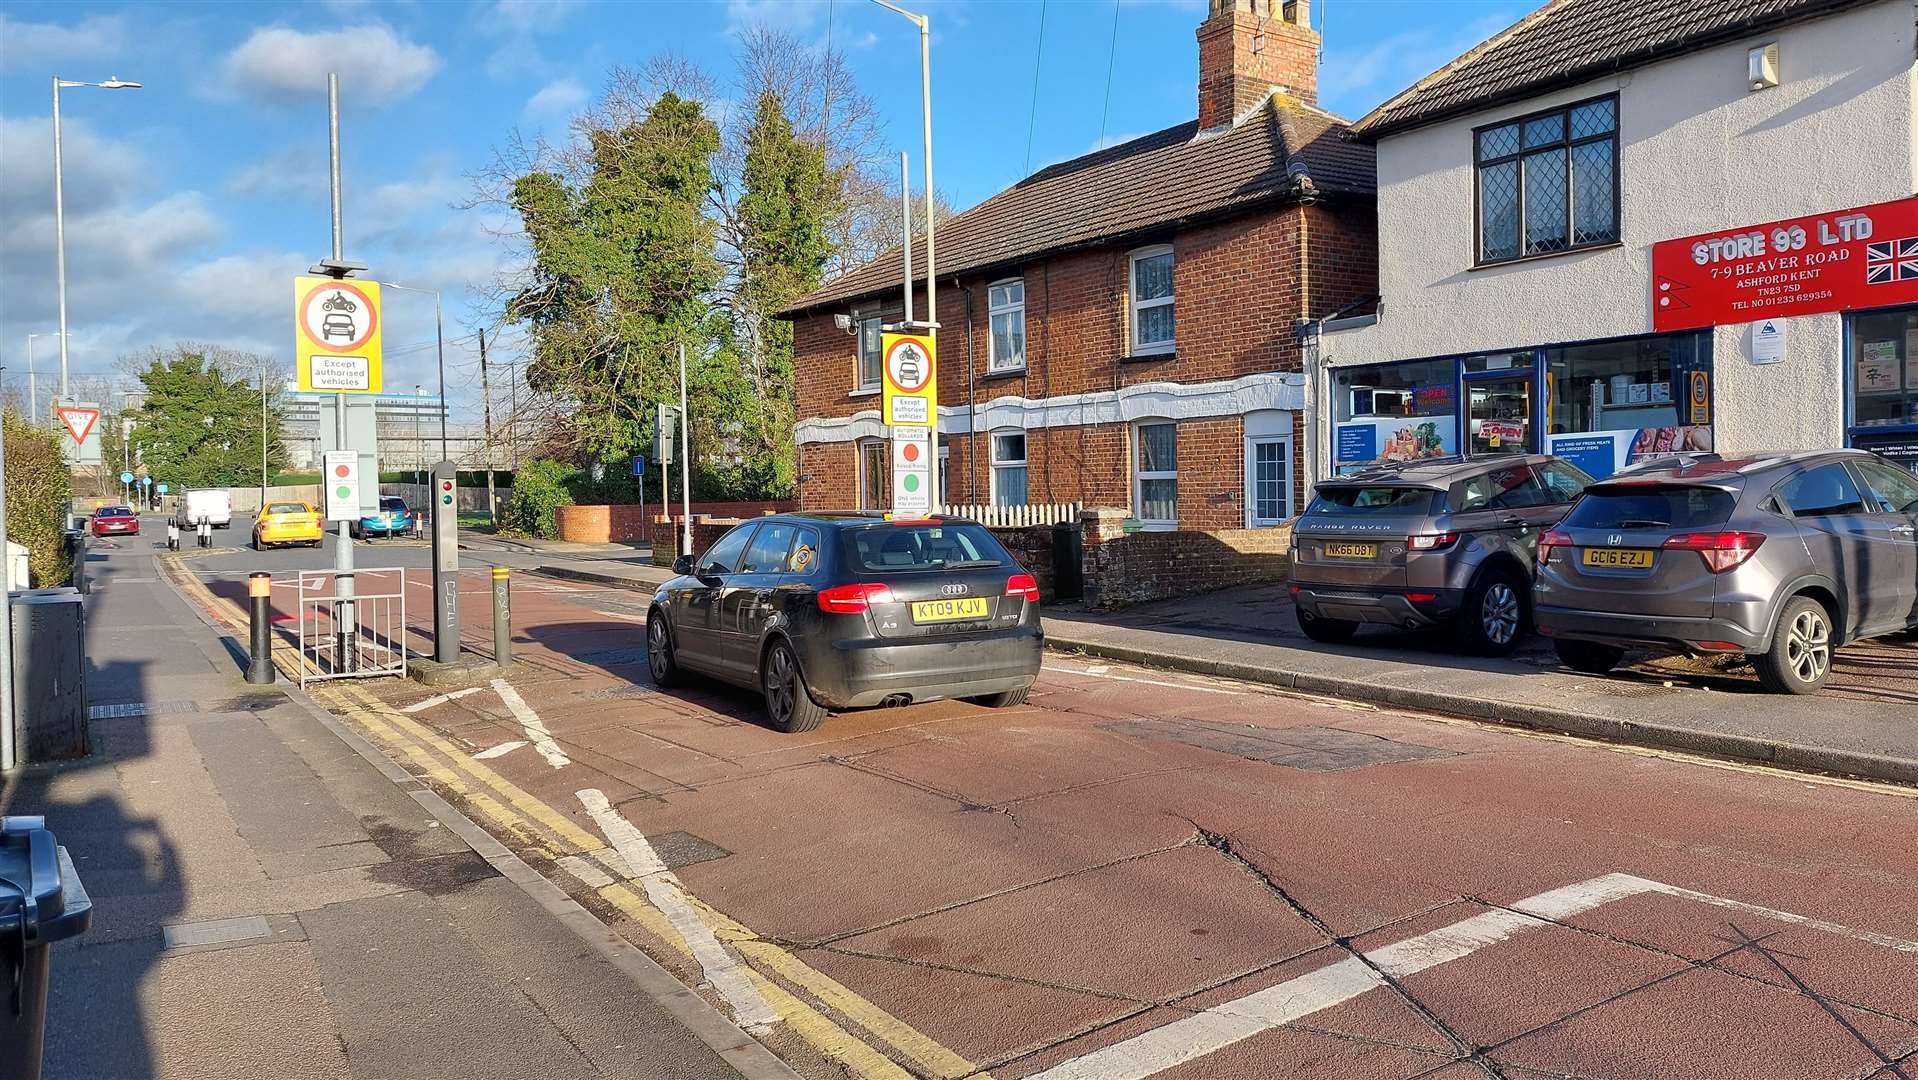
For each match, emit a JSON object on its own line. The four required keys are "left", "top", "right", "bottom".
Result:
{"left": 5, "top": 413, "right": 73, "bottom": 587}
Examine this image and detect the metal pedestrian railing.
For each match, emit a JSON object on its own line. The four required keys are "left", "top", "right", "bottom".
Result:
{"left": 295, "top": 567, "right": 409, "bottom": 687}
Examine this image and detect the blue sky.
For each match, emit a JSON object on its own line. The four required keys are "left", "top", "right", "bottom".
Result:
{"left": 0, "top": 0, "right": 1528, "bottom": 422}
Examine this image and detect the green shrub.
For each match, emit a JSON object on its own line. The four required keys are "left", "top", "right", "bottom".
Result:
{"left": 497, "top": 458, "right": 577, "bottom": 539}
{"left": 4, "top": 413, "right": 74, "bottom": 587}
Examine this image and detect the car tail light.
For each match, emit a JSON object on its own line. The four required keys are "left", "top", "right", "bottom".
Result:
{"left": 1663, "top": 531, "right": 1765, "bottom": 573}
{"left": 1006, "top": 574, "right": 1040, "bottom": 603}
{"left": 1536, "top": 529, "right": 1573, "bottom": 567}
{"left": 817, "top": 583, "right": 894, "bottom": 613}
{"left": 1407, "top": 532, "right": 1459, "bottom": 552}
{"left": 1693, "top": 640, "right": 1745, "bottom": 652}
{"left": 1405, "top": 592, "right": 1437, "bottom": 603}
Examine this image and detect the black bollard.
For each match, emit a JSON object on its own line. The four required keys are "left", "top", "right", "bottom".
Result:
{"left": 492, "top": 566, "right": 512, "bottom": 668}
{"left": 246, "top": 572, "right": 275, "bottom": 684}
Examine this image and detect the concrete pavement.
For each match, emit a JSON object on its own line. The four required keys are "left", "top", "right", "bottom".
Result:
{"left": 224, "top": 562, "right": 1918, "bottom": 1080}
{"left": 1, "top": 516, "right": 791, "bottom": 1080}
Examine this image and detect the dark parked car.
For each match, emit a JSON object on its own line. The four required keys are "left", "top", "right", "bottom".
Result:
{"left": 646, "top": 513, "right": 1044, "bottom": 732}
{"left": 90, "top": 506, "right": 139, "bottom": 537}
{"left": 1535, "top": 449, "right": 1918, "bottom": 694}
{"left": 1290, "top": 454, "right": 1593, "bottom": 654}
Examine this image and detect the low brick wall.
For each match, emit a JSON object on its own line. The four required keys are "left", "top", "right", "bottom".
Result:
{"left": 646, "top": 502, "right": 794, "bottom": 551}
{"left": 1080, "top": 507, "right": 1292, "bottom": 609}
{"left": 558, "top": 500, "right": 794, "bottom": 545}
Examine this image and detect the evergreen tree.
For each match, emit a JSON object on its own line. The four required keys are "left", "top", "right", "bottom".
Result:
{"left": 126, "top": 347, "right": 285, "bottom": 490}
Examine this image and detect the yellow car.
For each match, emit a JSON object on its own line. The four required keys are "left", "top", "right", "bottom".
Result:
{"left": 253, "top": 502, "right": 325, "bottom": 549}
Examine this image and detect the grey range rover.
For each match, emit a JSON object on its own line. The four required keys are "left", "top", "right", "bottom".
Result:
{"left": 1289, "top": 455, "right": 1593, "bottom": 654}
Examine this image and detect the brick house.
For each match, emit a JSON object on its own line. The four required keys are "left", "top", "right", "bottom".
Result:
{"left": 778, "top": 0, "right": 1376, "bottom": 531}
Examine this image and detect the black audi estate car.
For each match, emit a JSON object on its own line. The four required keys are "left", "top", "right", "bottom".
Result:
{"left": 646, "top": 513, "right": 1044, "bottom": 732}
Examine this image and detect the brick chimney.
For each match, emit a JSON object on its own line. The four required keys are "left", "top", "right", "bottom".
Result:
{"left": 1196, "top": 0, "right": 1319, "bottom": 129}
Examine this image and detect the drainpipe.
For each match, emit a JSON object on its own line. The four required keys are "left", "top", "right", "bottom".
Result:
{"left": 1297, "top": 292, "right": 1383, "bottom": 497}
{"left": 958, "top": 278, "right": 975, "bottom": 503}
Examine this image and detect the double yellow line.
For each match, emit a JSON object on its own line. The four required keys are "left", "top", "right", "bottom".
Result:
{"left": 323, "top": 683, "right": 988, "bottom": 1080}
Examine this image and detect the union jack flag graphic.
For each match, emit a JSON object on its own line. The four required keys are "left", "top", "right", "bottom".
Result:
{"left": 1866, "top": 237, "right": 1918, "bottom": 284}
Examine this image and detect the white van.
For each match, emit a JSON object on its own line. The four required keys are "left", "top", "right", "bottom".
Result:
{"left": 176, "top": 489, "right": 232, "bottom": 529}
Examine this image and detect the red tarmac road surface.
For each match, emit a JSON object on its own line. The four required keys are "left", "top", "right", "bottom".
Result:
{"left": 300, "top": 568, "right": 1918, "bottom": 1079}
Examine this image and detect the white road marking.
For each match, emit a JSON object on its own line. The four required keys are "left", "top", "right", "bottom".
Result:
{"left": 593, "top": 609, "right": 649, "bottom": 623}
{"left": 1026, "top": 871, "right": 1918, "bottom": 1080}
{"left": 492, "top": 678, "right": 569, "bottom": 769}
{"left": 472, "top": 740, "right": 528, "bottom": 760}
{"left": 1639, "top": 877, "right": 1918, "bottom": 954}
{"left": 401, "top": 685, "right": 487, "bottom": 713}
{"left": 557, "top": 854, "right": 615, "bottom": 889}
{"left": 1043, "top": 663, "right": 1244, "bottom": 696}
{"left": 576, "top": 789, "right": 780, "bottom": 1032}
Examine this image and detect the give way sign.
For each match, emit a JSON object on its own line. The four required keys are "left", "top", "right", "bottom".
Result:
{"left": 56, "top": 405, "right": 99, "bottom": 445}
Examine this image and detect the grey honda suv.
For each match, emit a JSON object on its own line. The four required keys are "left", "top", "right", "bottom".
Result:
{"left": 1534, "top": 450, "right": 1918, "bottom": 694}
{"left": 1290, "top": 454, "right": 1593, "bottom": 654}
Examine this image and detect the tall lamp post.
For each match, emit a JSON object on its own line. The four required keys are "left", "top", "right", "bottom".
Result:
{"left": 870, "top": 1, "right": 939, "bottom": 506}
{"left": 378, "top": 281, "right": 448, "bottom": 462}
{"left": 52, "top": 76, "right": 141, "bottom": 405}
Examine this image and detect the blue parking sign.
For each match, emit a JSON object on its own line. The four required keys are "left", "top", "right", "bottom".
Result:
{"left": 630, "top": 454, "right": 647, "bottom": 477}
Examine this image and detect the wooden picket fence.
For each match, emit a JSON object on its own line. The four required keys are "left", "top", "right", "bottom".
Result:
{"left": 939, "top": 502, "right": 1083, "bottom": 528}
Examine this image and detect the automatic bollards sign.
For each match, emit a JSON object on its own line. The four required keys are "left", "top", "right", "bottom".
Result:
{"left": 295, "top": 276, "right": 384, "bottom": 393}
{"left": 891, "top": 425, "right": 933, "bottom": 515}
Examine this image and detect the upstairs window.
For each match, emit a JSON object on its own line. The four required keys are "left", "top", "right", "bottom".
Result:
{"left": 857, "top": 316, "right": 885, "bottom": 390}
{"left": 1476, "top": 95, "right": 1617, "bottom": 264}
{"left": 988, "top": 279, "right": 1026, "bottom": 371}
{"left": 1129, "top": 245, "right": 1175, "bottom": 356}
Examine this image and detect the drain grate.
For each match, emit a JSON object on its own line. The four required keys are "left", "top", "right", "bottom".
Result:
{"left": 88, "top": 700, "right": 198, "bottom": 720}
{"left": 160, "top": 914, "right": 304, "bottom": 953}
{"left": 1101, "top": 719, "right": 1456, "bottom": 772}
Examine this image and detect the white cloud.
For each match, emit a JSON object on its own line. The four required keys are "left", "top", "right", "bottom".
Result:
{"left": 0, "top": 116, "right": 145, "bottom": 219}
{"left": 0, "top": 14, "right": 127, "bottom": 72}
{"left": 726, "top": 0, "right": 824, "bottom": 36}
{"left": 522, "top": 78, "right": 588, "bottom": 127}
{"left": 224, "top": 145, "right": 331, "bottom": 202}
{"left": 1319, "top": 10, "right": 1522, "bottom": 117}
{"left": 485, "top": 0, "right": 577, "bottom": 36}
{"left": 222, "top": 24, "right": 441, "bottom": 106}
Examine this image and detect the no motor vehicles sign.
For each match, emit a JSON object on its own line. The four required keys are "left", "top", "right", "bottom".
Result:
{"left": 881, "top": 333, "right": 936, "bottom": 426}
{"left": 295, "top": 276, "right": 384, "bottom": 393}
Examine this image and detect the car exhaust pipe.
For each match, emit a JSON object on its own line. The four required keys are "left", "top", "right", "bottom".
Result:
{"left": 880, "top": 694, "right": 912, "bottom": 708}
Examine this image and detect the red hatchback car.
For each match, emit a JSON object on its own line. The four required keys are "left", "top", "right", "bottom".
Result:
{"left": 91, "top": 506, "right": 139, "bottom": 536}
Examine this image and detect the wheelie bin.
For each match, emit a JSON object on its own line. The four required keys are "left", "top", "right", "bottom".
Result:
{"left": 1, "top": 816, "right": 94, "bottom": 1080}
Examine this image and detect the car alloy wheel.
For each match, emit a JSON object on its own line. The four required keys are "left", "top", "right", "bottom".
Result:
{"left": 647, "top": 617, "right": 674, "bottom": 685}
{"left": 1783, "top": 606, "right": 1830, "bottom": 686}
{"left": 764, "top": 644, "right": 797, "bottom": 726}
{"left": 1481, "top": 581, "right": 1520, "bottom": 647}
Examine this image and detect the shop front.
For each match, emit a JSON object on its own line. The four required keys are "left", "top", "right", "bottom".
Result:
{"left": 1330, "top": 332, "right": 1713, "bottom": 478}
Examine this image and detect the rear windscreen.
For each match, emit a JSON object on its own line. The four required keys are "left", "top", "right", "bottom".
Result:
{"left": 266, "top": 503, "right": 307, "bottom": 515}
{"left": 1306, "top": 487, "right": 1438, "bottom": 516}
{"left": 1562, "top": 486, "right": 1736, "bottom": 530}
{"left": 381, "top": 498, "right": 406, "bottom": 511}
{"left": 841, "top": 523, "right": 1009, "bottom": 573}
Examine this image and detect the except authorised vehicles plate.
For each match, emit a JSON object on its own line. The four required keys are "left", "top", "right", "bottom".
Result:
{"left": 1323, "top": 542, "right": 1378, "bottom": 559}
{"left": 1582, "top": 547, "right": 1655, "bottom": 568}
{"left": 910, "top": 598, "right": 990, "bottom": 623}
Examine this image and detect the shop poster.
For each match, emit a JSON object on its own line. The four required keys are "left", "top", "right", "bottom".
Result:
{"left": 1547, "top": 425, "right": 1714, "bottom": 480}
{"left": 1857, "top": 340, "right": 1901, "bottom": 395}
{"left": 1335, "top": 416, "right": 1455, "bottom": 468}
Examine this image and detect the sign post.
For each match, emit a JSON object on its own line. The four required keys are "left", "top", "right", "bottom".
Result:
{"left": 881, "top": 331, "right": 937, "bottom": 516}
{"left": 430, "top": 461, "right": 460, "bottom": 664}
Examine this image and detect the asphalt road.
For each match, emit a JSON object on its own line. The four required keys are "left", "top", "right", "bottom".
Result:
{"left": 195, "top": 556, "right": 1918, "bottom": 1080}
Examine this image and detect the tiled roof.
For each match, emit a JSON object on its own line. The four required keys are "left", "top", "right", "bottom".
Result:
{"left": 778, "top": 96, "right": 1374, "bottom": 317}
{"left": 1349, "top": 0, "right": 1873, "bottom": 141}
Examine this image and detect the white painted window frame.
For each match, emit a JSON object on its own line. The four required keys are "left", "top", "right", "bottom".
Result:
{"left": 1132, "top": 419, "right": 1178, "bottom": 530}
{"left": 989, "top": 428, "right": 1029, "bottom": 507}
{"left": 987, "top": 278, "right": 1026, "bottom": 372}
{"left": 855, "top": 315, "right": 885, "bottom": 392}
{"left": 1128, "top": 244, "right": 1176, "bottom": 357}
{"left": 1245, "top": 436, "right": 1294, "bottom": 527}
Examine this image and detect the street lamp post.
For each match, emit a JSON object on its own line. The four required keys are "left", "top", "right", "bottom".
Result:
{"left": 870, "top": 1, "right": 939, "bottom": 507}
{"left": 414, "top": 384, "right": 424, "bottom": 484}
{"left": 379, "top": 282, "right": 448, "bottom": 463}
{"left": 52, "top": 76, "right": 141, "bottom": 406}
{"left": 24, "top": 333, "right": 62, "bottom": 422}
